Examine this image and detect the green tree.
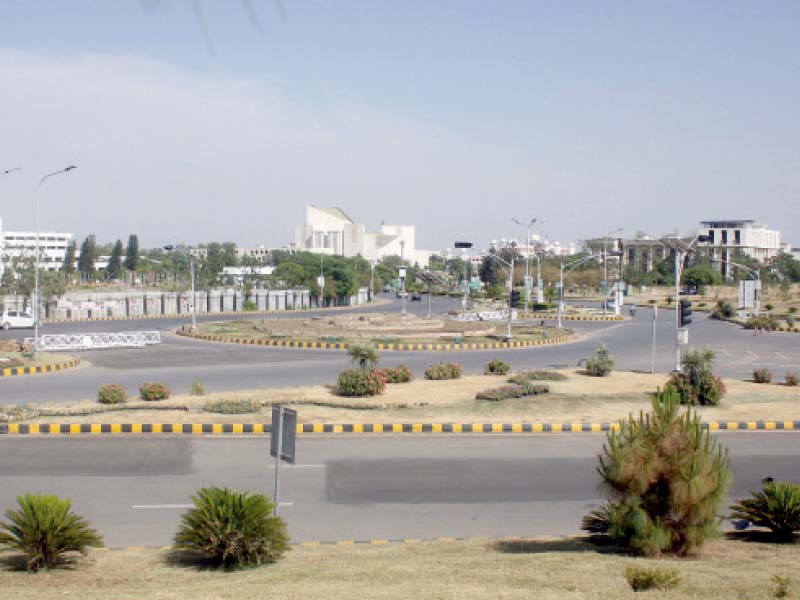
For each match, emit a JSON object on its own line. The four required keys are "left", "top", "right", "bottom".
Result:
{"left": 62, "top": 240, "right": 76, "bottom": 275}
{"left": 274, "top": 262, "right": 305, "bottom": 287}
{"left": 106, "top": 240, "right": 123, "bottom": 280}
{"left": 77, "top": 235, "right": 96, "bottom": 276}
{"left": 124, "top": 234, "right": 139, "bottom": 272}
{"left": 582, "top": 387, "right": 730, "bottom": 556}
{"left": 681, "top": 264, "right": 721, "bottom": 287}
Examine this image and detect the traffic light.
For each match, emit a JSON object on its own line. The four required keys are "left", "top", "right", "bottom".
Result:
{"left": 510, "top": 290, "right": 521, "bottom": 307}
{"left": 679, "top": 299, "right": 692, "bottom": 327}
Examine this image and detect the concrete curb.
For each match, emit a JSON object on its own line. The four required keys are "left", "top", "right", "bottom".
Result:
{"left": 0, "top": 358, "right": 80, "bottom": 378}
{"left": 1, "top": 419, "right": 797, "bottom": 435}
{"left": 176, "top": 331, "right": 575, "bottom": 352}
{"left": 527, "top": 314, "right": 625, "bottom": 322}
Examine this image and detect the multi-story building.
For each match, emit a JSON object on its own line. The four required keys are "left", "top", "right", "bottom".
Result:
{"left": 0, "top": 217, "right": 73, "bottom": 276}
{"left": 696, "top": 220, "right": 782, "bottom": 276}
{"left": 293, "top": 206, "right": 433, "bottom": 267}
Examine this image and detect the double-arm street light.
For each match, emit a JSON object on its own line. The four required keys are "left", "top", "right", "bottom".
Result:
{"left": 558, "top": 254, "right": 601, "bottom": 329}
{"left": 33, "top": 166, "right": 77, "bottom": 358}
{"left": 511, "top": 218, "right": 536, "bottom": 309}
{"left": 481, "top": 249, "right": 515, "bottom": 339}
{"left": 164, "top": 245, "right": 197, "bottom": 331}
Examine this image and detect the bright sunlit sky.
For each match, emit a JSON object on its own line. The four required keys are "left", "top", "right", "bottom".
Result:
{"left": 1, "top": 1, "right": 799, "bottom": 252}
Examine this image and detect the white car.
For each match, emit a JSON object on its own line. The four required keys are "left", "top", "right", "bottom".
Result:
{"left": 1, "top": 310, "right": 35, "bottom": 330}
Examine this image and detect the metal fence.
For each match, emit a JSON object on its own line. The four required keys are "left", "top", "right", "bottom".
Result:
{"left": 25, "top": 331, "right": 162, "bottom": 351}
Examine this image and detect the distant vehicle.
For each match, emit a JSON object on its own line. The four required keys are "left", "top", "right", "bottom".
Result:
{"left": 396, "top": 291, "right": 407, "bottom": 298}
{"left": 1, "top": 310, "right": 34, "bottom": 330}
{"left": 680, "top": 285, "right": 698, "bottom": 296}
{"left": 411, "top": 293, "right": 422, "bottom": 302}
{"left": 382, "top": 285, "right": 391, "bottom": 293}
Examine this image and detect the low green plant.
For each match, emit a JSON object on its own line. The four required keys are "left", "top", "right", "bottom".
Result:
{"left": 189, "top": 381, "right": 207, "bottom": 396}
{"left": 0, "top": 493, "right": 103, "bottom": 571}
{"left": 772, "top": 575, "right": 791, "bottom": 599}
{"left": 585, "top": 345, "right": 614, "bottom": 377}
{"left": 729, "top": 481, "right": 800, "bottom": 543}
{"left": 786, "top": 373, "right": 799, "bottom": 387}
{"left": 765, "top": 303, "right": 775, "bottom": 312}
{"left": 174, "top": 487, "right": 289, "bottom": 569}
{"left": 753, "top": 368, "right": 773, "bottom": 384}
{"left": 336, "top": 368, "right": 387, "bottom": 397}
{"left": 665, "top": 296, "right": 673, "bottom": 305}
{"left": 666, "top": 347, "right": 726, "bottom": 406}
{"left": 745, "top": 315, "right": 781, "bottom": 331}
{"left": 202, "top": 399, "right": 261, "bottom": 414}
{"left": 711, "top": 299, "right": 735, "bottom": 319}
{"left": 139, "top": 382, "right": 171, "bottom": 401}
{"left": 484, "top": 358, "right": 510, "bottom": 376}
{"left": 624, "top": 564, "right": 681, "bottom": 592}
{"left": 789, "top": 307, "right": 798, "bottom": 314}
{"left": 508, "top": 370, "right": 567, "bottom": 384}
{"left": 424, "top": 362, "right": 463, "bottom": 380}
{"left": 647, "top": 299, "right": 656, "bottom": 304}
{"left": 347, "top": 342, "right": 379, "bottom": 372}
{"left": 475, "top": 383, "right": 548, "bottom": 401}
{"left": 382, "top": 364, "right": 413, "bottom": 383}
{"left": 242, "top": 299, "right": 257, "bottom": 311}
{"left": 97, "top": 384, "right": 127, "bottom": 404}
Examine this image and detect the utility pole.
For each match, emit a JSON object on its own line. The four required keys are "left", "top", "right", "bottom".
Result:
{"left": 512, "top": 218, "right": 536, "bottom": 311}
{"left": 674, "top": 249, "right": 681, "bottom": 372}
{"left": 507, "top": 252, "right": 514, "bottom": 339}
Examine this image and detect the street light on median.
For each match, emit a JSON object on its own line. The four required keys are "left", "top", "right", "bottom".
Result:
{"left": 164, "top": 245, "right": 197, "bottom": 331}
{"left": 33, "top": 166, "right": 77, "bottom": 359}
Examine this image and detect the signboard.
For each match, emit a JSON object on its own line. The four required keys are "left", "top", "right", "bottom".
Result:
{"left": 524, "top": 276, "right": 533, "bottom": 290}
{"left": 454, "top": 241, "right": 473, "bottom": 249}
{"left": 398, "top": 267, "right": 407, "bottom": 280}
{"left": 469, "top": 281, "right": 481, "bottom": 291}
{"left": 270, "top": 405, "right": 297, "bottom": 464}
{"left": 738, "top": 280, "right": 760, "bottom": 309}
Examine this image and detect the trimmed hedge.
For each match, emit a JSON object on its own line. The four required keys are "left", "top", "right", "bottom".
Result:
{"left": 424, "top": 362, "right": 463, "bottom": 380}
{"left": 139, "top": 382, "right": 171, "bottom": 401}
{"left": 508, "top": 370, "right": 567, "bottom": 384}
{"left": 97, "top": 384, "right": 127, "bottom": 405}
{"left": 383, "top": 364, "right": 414, "bottom": 383}
{"left": 202, "top": 399, "right": 261, "bottom": 414}
{"left": 475, "top": 383, "right": 549, "bottom": 401}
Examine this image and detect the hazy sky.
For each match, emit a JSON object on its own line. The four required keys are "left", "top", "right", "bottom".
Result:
{"left": 1, "top": 1, "right": 799, "bottom": 253}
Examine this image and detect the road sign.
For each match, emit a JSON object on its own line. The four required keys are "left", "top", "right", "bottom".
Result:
{"left": 524, "top": 276, "right": 533, "bottom": 290}
{"left": 454, "top": 241, "right": 473, "bottom": 249}
{"left": 270, "top": 405, "right": 297, "bottom": 464}
{"left": 399, "top": 267, "right": 407, "bottom": 279}
{"left": 469, "top": 281, "right": 481, "bottom": 291}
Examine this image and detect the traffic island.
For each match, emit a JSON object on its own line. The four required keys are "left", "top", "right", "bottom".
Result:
{"left": 0, "top": 349, "right": 79, "bottom": 378}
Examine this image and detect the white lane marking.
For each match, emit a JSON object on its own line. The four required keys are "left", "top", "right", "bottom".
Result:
{"left": 132, "top": 504, "right": 193, "bottom": 509}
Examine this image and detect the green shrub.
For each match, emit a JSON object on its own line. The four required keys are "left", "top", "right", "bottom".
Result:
{"left": 97, "top": 384, "right": 127, "bottom": 404}
{"left": 698, "top": 302, "right": 707, "bottom": 308}
{"left": 753, "top": 368, "right": 773, "bottom": 384}
{"left": 484, "top": 358, "right": 510, "bottom": 376}
{"left": 336, "top": 368, "right": 387, "bottom": 396}
{"left": 786, "top": 373, "right": 799, "bottom": 387}
{"left": 189, "top": 381, "right": 207, "bottom": 396}
{"left": 647, "top": 299, "right": 656, "bottom": 304}
{"left": 139, "top": 382, "right": 171, "bottom": 401}
{"left": 202, "top": 399, "right": 261, "bottom": 414}
{"left": 772, "top": 575, "right": 792, "bottom": 599}
{"left": 347, "top": 342, "right": 379, "bottom": 372}
{"left": 0, "top": 493, "right": 103, "bottom": 571}
{"left": 665, "top": 296, "right": 673, "bottom": 305}
{"left": 382, "top": 364, "right": 413, "bottom": 383}
{"left": 174, "top": 487, "right": 289, "bottom": 568}
{"left": 711, "top": 299, "right": 735, "bottom": 319}
{"left": 745, "top": 315, "right": 780, "bottom": 331}
{"left": 765, "top": 303, "right": 775, "bottom": 312}
{"left": 508, "top": 370, "right": 567, "bottom": 384}
{"left": 582, "top": 387, "right": 730, "bottom": 556}
{"left": 424, "top": 362, "right": 463, "bottom": 380}
{"left": 789, "top": 307, "right": 798, "bottom": 314}
{"left": 666, "top": 347, "right": 726, "bottom": 406}
{"left": 475, "top": 383, "right": 548, "bottom": 401}
{"left": 787, "top": 315, "right": 796, "bottom": 327}
{"left": 529, "top": 302, "right": 555, "bottom": 311}
{"left": 585, "top": 345, "right": 614, "bottom": 377}
{"left": 729, "top": 481, "right": 800, "bottom": 543}
{"left": 624, "top": 564, "right": 681, "bottom": 592}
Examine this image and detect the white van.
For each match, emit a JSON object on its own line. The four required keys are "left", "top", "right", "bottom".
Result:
{"left": 1, "top": 310, "right": 35, "bottom": 330}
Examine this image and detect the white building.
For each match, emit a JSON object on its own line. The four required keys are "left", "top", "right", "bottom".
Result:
{"left": 0, "top": 217, "right": 73, "bottom": 276}
{"left": 697, "top": 220, "right": 783, "bottom": 276}
{"left": 293, "top": 206, "right": 433, "bottom": 267}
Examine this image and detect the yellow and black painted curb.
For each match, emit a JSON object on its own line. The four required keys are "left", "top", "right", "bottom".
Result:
{"left": 528, "top": 314, "right": 624, "bottom": 322}
{"left": 0, "top": 358, "right": 80, "bottom": 378}
{"left": 176, "top": 331, "right": 575, "bottom": 352}
{"left": 2, "top": 419, "right": 798, "bottom": 435}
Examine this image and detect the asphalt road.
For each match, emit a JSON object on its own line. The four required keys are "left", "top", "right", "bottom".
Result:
{"left": 0, "top": 433, "right": 795, "bottom": 547}
{"left": 2, "top": 295, "right": 799, "bottom": 404}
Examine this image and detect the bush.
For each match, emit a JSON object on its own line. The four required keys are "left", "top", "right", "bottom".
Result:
{"left": 382, "top": 364, "right": 413, "bottom": 383}
{"left": 729, "top": 481, "right": 800, "bottom": 543}
{"left": 347, "top": 342, "right": 379, "bottom": 371}
{"left": 484, "top": 358, "right": 510, "bottom": 376}
{"left": 666, "top": 347, "right": 726, "bottom": 406}
{"left": 753, "top": 368, "right": 773, "bottom": 384}
{"left": 765, "top": 303, "right": 775, "bottom": 312}
{"left": 745, "top": 315, "right": 780, "bottom": 331}
{"left": 624, "top": 564, "right": 681, "bottom": 592}
{"left": 585, "top": 345, "right": 614, "bottom": 377}
{"left": 97, "top": 384, "right": 127, "bottom": 404}
{"left": 242, "top": 299, "right": 257, "bottom": 311}
{"left": 711, "top": 299, "right": 735, "bottom": 319}
{"left": 475, "top": 383, "right": 548, "bottom": 401}
{"left": 174, "top": 487, "right": 289, "bottom": 568}
{"left": 189, "top": 381, "right": 207, "bottom": 396}
{"left": 424, "top": 362, "right": 463, "bottom": 380}
{"left": 790, "top": 307, "right": 798, "bottom": 314}
{"left": 786, "top": 373, "right": 799, "bottom": 387}
{"left": 0, "top": 493, "right": 103, "bottom": 571}
{"left": 581, "top": 387, "right": 731, "bottom": 556}
{"left": 508, "top": 370, "right": 567, "bottom": 384}
{"left": 772, "top": 575, "right": 792, "bottom": 599}
{"left": 528, "top": 302, "right": 555, "bottom": 311}
{"left": 139, "top": 382, "right": 171, "bottom": 401}
{"left": 202, "top": 399, "right": 261, "bottom": 414}
{"left": 336, "top": 368, "right": 387, "bottom": 396}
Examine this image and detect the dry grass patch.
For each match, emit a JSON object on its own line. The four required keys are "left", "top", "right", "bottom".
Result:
{"left": 0, "top": 538, "right": 798, "bottom": 599}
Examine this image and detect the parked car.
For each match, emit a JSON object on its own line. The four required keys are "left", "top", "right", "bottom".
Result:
{"left": 411, "top": 293, "right": 422, "bottom": 302}
{"left": 1, "top": 310, "right": 35, "bottom": 330}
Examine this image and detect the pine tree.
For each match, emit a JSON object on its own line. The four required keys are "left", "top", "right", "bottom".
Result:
{"left": 124, "top": 234, "right": 139, "bottom": 272}
{"left": 582, "top": 387, "right": 730, "bottom": 556}
{"left": 106, "top": 240, "right": 123, "bottom": 280}
{"left": 62, "top": 240, "right": 76, "bottom": 274}
{"left": 78, "top": 235, "right": 96, "bottom": 275}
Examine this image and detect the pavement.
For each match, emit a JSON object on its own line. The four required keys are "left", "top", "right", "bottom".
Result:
{"left": 1, "top": 294, "right": 799, "bottom": 405}
{"left": 0, "top": 433, "right": 796, "bottom": 548}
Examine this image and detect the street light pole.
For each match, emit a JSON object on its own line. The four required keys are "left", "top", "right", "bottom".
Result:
{"left": 559, "top": 254, "right": 602, "bottom": 329}
{"left": 512, "top": 218, "right": 536, "bottom": 312}
{"left": 33, "top": 166, "right": 77, "bottom": 358}
{"left": 164, "top": 245, "right": 197, "bottom": 331}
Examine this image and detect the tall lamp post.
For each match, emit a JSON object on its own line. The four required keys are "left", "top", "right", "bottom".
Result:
{"left": 164, "top": 245, "right": 197, "bottom": 331}
{"left": 512, "top": 218, "right": 536, "bottom": 311}
{"left": 482, "top": 250, "right": 515, "bottom": 339}
{"left": 558, "top": 254, "right": 602, "bottom": 329}
{"left": 33, "top": 166, "right": 77, "bottom": 358}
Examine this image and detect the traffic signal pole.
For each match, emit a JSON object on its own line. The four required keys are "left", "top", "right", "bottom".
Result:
{"left": 674, "top": 250, "right": 681, "bottom": 372}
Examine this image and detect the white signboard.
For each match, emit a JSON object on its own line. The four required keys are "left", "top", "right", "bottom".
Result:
{"left": 738, "top": 280, "right": 760, "bottom": 309}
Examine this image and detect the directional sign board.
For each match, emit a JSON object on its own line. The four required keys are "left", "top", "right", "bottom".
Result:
{"left": 454, "top": 241, "right": 473, "bottom": 249}
{"left": 270, "top": 405, "right": 297, "bottom": 464}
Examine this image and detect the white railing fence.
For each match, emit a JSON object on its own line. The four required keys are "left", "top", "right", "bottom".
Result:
{"left": 25, "top": 331, "right": 162, "bottom": 351}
